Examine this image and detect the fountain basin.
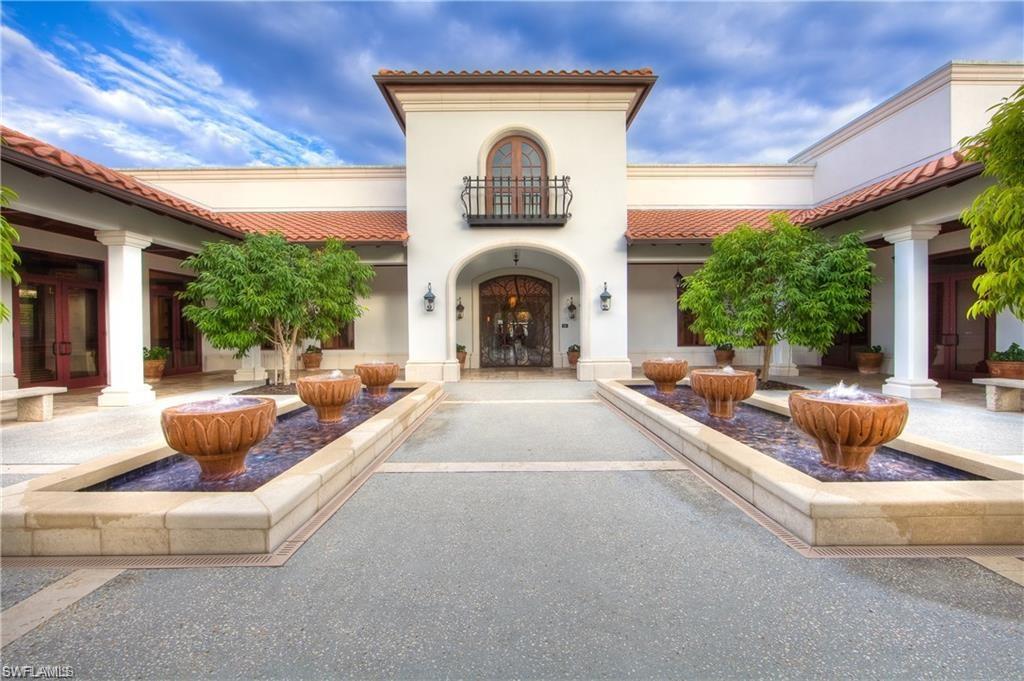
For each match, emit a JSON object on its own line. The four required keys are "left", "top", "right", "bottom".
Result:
{"left": 689, "top": 369, "right": 756, "bottom": 419}
{"left": 296, "top": 373, "right": 362, "bottom": 423}
{"left": 161, "top": 397, "right": 276, "bottom": 481}
{"left": 354, "top": 362, "right": 400, "bottom": 396}
{"left": 788, "top": 390, "right": 908, "bottom": 471}
{"left": 642, "top": 358, "right": 689, "bottom": 394}
{"left": 596, "top": 379, "right": 1023, "bottom": 547}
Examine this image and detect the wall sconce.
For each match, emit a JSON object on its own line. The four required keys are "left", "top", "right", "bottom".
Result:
{"left": 423, "top": 283, "right": 436, "bottom": 312}
{"left": 600, "top": 283, "right": 612, "bottom": 311}
{"left": 456, "top": 297, "right": 465, "bottom": 320}
{"left": 673, "top": 268, "right": 684, "bottom": 288}
{"left": 567, "top": 297, "right": 577, "bottom": 320}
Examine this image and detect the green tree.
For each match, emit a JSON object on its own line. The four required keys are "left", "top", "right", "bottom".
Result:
{"left": 679, "top": 214, "right": 875, "bottom": 381}
{"left": 0, "top": 186, "right": 21, "bottom": 322}
{"left": 960, "top": 84, "right": 1024, "bottom": 319}
{"left": 181, "top": 233, "right": 374, "bottom": 384}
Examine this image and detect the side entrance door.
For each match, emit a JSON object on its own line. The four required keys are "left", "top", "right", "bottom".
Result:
{"left": 928, "top": 270, "right": 994, "bottom": 381}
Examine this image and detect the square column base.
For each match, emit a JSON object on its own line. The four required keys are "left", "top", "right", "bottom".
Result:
{"left": 233, "top": 368, "right": 268, "bottom": 382}
{"left": 1, "top": 375, "right": 18, "bottom": 392}
{"left": 577, "top": 359, "right": 632, "bottom": 381}
{"left": 882, "top": 378, "right": 941, "bottom": 399}
{"left": 98, "top": 384, "right": 156, "bottom": 407}
{"left": 404, "top": 361, "right": 461, "bottom": 382}
{"left": 768, "top": 363, "right": 800, "bottom": 377}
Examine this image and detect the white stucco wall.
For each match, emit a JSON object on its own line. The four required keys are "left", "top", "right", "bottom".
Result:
{"left": 626, "top": 165, "right": 814, "bottom": 208}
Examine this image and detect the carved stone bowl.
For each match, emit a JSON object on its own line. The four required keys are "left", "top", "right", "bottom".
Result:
{"left": 296, "top": 373, "right": 362, "bottom": 423}
{"left": 642, "top": 358, "right": 689, "bottom": 394}
{"left": 689, "top": 369, "right": 757, "bottom": 419}
{"left": 788, "top": 391, "right": 909, "bottom": 471}
{"left": 354, "top": 362, "right": 400, "bottom": 396}
{"left": 161, "top": 397, "right": 276, "bottom": 481}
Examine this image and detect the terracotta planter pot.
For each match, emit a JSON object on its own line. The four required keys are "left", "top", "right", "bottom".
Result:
{"left": 301, "top": 352, "right": 323, "bottom": 370}
{"left": 456, "top": 351, "right": 467, "bottom": 368}
{"left": 354, "top": 362, "right": 400, "bottom": 396}
{"left": 855, "top": 351, "right": 884, "bottom": 375}
{"left": 788, "top": 390, "right": 908, "bottom": 471}
{"left": 642, "top": 358, "right": 689, "bottom": 394}
{"left": 988, "top": 360, "right": 1024, "bottom": 379}
{"left": 689, "top": 369, "right": 756, "bottom": 419}
{"left": 144, "top": 359, "right": 167, "bottom": 383}
{"left": 713, "top": 349, "right": 735, "bottom": 368}
{"left": 296, "top": 373, "right": 362, "bottom": 423}
{"left": 161, "top": 397, "right": 276, "bottom": 481}
{"left": 567, "top": 351, "right": 580, "bottom": 367}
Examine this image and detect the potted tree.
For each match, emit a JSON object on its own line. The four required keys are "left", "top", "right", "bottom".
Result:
{"left": 713, "top": 343, "right": 735, "bottom": 367}
{"left": 988, "top": 343, "right": 1024, "bottom": 379}
{"left": 567, "top": 344, "right": 581, "bottom": 367}
{"left": 301, "top": 344, "right": 323, "bottom": 370}
{"left": 456, "top": 344, "right": 467, "bottom": 368}
{"left": 855, "top": 345, "right": 884, "bottom": 374}
{"left": 143, "top": 346, "right": 170, "bottom": 383}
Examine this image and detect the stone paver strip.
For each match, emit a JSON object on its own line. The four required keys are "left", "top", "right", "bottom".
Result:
{"left": 378, "top": 460, "right": 688, "bottom": 473}
{"left": 1, "top": 569, "right": 123, "bottom": 648}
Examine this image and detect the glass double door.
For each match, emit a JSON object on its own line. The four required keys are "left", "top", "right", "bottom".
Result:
{"left": 150, "top": 284, "right": 202, "bottom": 374}
{"left": 16, "top": 276, "right": 106, "bottom": 388}
{"left": 928, "top": 271, "right": 994, "bottom": 381}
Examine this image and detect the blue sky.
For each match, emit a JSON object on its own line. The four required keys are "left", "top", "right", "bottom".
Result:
{"left": 2, "top": 1, "right": 1021, "bottom": 168}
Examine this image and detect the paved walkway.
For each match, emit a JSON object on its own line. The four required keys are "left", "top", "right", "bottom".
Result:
{"left": 1, "top": 380, "right": 1021, "bottom": 679}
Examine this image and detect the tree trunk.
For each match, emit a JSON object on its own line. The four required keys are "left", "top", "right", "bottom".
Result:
{"left": 280, "top": 344, "right": 294, "bottom": 385}
{"left": 761, "top": 343, "right": 773, "bottom": 385}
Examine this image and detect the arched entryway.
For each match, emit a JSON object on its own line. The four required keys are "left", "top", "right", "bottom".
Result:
{"left": 478, "top": 274, "right": 553, "bottom": 367}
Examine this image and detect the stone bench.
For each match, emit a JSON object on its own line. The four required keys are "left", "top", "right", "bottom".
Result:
{"left": 973, "top": 377, "right": 1024, "bottom": 412}
{"left": 0, "top": 387, "right": 68, "bottom": 421}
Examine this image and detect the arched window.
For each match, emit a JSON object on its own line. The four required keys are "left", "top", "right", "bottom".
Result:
{"left": 486, "top": 136, "right": 547, "bottom": 217}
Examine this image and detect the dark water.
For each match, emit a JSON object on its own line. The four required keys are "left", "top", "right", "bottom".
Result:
{"left": 631, "top": 385, "right": 984, "bottom": 483}
{"left": 83, "top": 389, "right": 412, "bottom": 493}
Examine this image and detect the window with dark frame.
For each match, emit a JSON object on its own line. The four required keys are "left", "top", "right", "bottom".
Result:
{"left": 322, "top": 321, "right": 356, "bottom": 350}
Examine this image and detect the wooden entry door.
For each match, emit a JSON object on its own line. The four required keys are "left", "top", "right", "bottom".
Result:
{"left": 15, "top": 276, "right": 106, "bottom": 388}
{"left": 479, "top": 275, "right": 553, "bottom": 367}
{"left": 928, "top": 271, "right": 994, "bottom": 381}
{"left": 150, "top": 282, "right": 202, "bottom": 375}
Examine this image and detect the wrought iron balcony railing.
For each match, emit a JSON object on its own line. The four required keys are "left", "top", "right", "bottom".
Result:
{"left": 461, "top": 176, "right": 573, "bottom": 227}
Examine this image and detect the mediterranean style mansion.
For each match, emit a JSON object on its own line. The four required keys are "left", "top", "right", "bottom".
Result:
{"left": 1, "top": 61, "right": 1022, "bottom": 405}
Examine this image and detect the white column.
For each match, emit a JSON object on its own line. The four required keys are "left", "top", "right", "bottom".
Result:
{"left": 768, "top": 340, "right": 800, "bottom": 377}
{"left": 1, "top": 276, "right": 17, "bottom": 392}
{"left": 233, "top": 345, "right": 267, "bottom": 382}
{"left": 96, "top": 230, "right": 155, "bottom": 406}
{"left": 882, "top": 225, "right": 941, "bottom": 399}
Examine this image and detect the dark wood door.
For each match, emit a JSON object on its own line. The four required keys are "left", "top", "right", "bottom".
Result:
{"left": 928, "top": 271, "right": 994, "bottom": 381}
{"left": 150, "top": 283, "right": 202, "bottom": 375}
{"left": 15, "top": 276, "right": 106, "bottom": 388}
{"left": 479, "top": 275, "right": 553, "bottom": 367}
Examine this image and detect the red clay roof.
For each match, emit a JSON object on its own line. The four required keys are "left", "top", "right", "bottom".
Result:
{"left": 627, "top": 152, "right": 982, "bottom": 241}
{"left": 793, "top": 152, "right": 980, "bottom": 226}
{"left": 376, "top": 68, "right": 655, "bottom": 77}
{"left": 220, "top": 211, "right": 408, "bottom": 244}
{"left": 0, "top": 126, "right": 245, "bottom": 238}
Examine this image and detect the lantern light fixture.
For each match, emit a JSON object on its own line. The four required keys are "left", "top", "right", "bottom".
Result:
{"left": 423, "top": 283, "right": 436, "bottom": 312}
{"left": 673, "top": 268, "right": 684, "bottom": 288}
{"left": 567, "top": 296, "right": 577, "bottom": 320}
{"left": 456, "top": 297, "right": 465, "bottom": 320}
{"left": 600, "top": 283, "right": 612, "bottom": 311}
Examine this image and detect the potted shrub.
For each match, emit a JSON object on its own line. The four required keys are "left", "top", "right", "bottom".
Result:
{"left": 456, "top": 344, "right": 468, "bottom": 368}
{"left": 143, "top": 346, "right": 169, "bottom": 383}
{"left": 301, "top": 344, "right": 323, "bottom": 370}
{"left": 567, "top": 344, "right": 581, "bottom": 367}
{"left": 855, "top": 345, "right": 884, "bottom": 374}
{"left": 713, "top": 343, "right": 735, "bottom": 367}
{"left": 988, "top": 343, "right": 1024, "bottom": 379}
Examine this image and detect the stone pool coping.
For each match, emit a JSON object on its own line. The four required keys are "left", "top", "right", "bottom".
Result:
{"left": 598, "top": 379, "right": 1024, "bottom": 546}
{"left": 1, "top": 382, "right": 444, "bottom": 557}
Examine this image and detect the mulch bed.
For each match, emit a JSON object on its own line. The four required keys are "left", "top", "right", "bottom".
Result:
{"left": 234, "top": 383, "right": 299, "bottom": 395}
{"left": 757, "top": 380, "right": 806, "bottom": 391}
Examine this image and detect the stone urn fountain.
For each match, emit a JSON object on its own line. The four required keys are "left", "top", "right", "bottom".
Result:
{"left": 354, "top": 362, "right": 400, "bottom": 396}
{"left": 161, "top": 397, "right": 276, "bottom": 481}
{"left": 689, "top": 367, "right": 757, "bottom": 419}
{"left": 788, "top": 383, "right": 909, "bottom": 471}
{"left": 642, "top": 358, "right": 689, "bottom": 394}
{"left": 296, "top": 371, "right": 362, "bottom": 423}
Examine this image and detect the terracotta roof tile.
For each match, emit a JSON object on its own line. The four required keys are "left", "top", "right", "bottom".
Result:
{"left": 220, "top": 211, "right": 408, "bottom": 244}
{"left": 1, "top": 126, "right": 246, "bottom": 237}
{"left": 792, "top": 152, "right": 979, "bottom": 225}
{"left": 626, "top": 209, "right": 792, "bottom": 241}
